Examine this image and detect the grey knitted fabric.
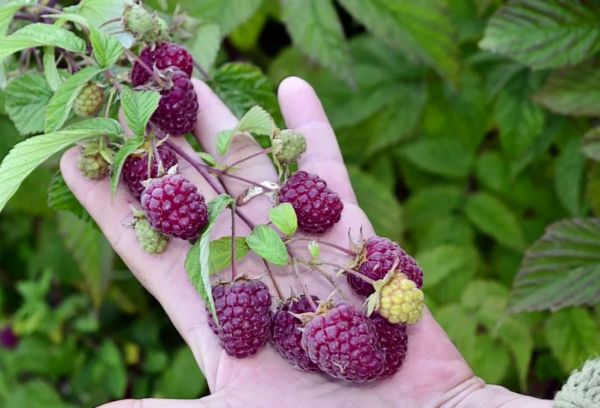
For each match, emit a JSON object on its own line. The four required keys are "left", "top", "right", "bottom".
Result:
{"left": 554, "top": 358, "right": 600, "bottom": 408}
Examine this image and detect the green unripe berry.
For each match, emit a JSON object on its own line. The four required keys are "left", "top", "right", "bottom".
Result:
{"left": 123, "top": 4, "right": 154, "bottom": 35}
{"left": 272, "top": 129, "right": 307, "bottom": 164}
{"left": 73, "top": 83, "right": 104, "bottom": 117}
{"left": 135, "top": 218, "right": 168, "bottom": 253}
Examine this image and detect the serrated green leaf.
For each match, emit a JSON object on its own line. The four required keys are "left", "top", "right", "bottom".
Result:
{"left": 0, "top": 23, "right": 86, "bottom": 59}
{"left": 216, "top": 130, "right": 234, "bottom": 156}
{"left": 58, "top": 212, "right": 113, "bottom": 308}
{"left": 339, "top": 0, "right": 460, "bottom": 85}
{"left": 236, "top": 105, "right": 274, "bottom": 136}
{"left": 187, "top": 23, "right": 220, "bottom": 72}
{"left": 45, "top": 66, "right": 104, "bottom": 133}
{"left": 47, "top": 171, "right": 90, "bottom": 222}
{"left": 268, "top": 203, "right": 297, "bottom": 236}
{"left": 110, "top": 135, "right": 144, "bottom": 196}
{"left": 281, "top": 0, "right": 353, "bottom": 83}
{"left": 4, "top": 72, "right": 53, "bottom": 135}
{"left": 78, "top": 0, "right": 134, "bottom": 48}
{"left": 417, "top": 245, "right": 479, "bottom": 288}
{"left": 533, "top": 62, "right": 600, "bottom": 116}
{"left": 479, "top": 0, "right": 600, "bottom": 69}
{"left": 348, "top": 166, "right": 403, "bottom": 242}
{"left": 182, "top": 0, "right": 263, "bottom": 35}
{"left": 209, "top": 237, "right": 250, "bottom": 275}
{"left": 555, "top": 138, "right": 585, "bottom": 216}
{"left": 246, "top": 225, "right": 289, "bottom": 266}
{"left": 465, "top": 192, "right": 525, "bottom": 251}
{"left": 0, "top": 118, "right": 120, "bottom": 213}
{"left": 509, "top": 218, "right": 600, "bottom": 313}
{"left": 401, "top": 137, "right": 474, "bottom": 179}
{"left": 120, "top": 87, "right": 160, "bottom": 137}
{"left": 545, "top": 308, "right": 600, "bottom": 372}
{"left": 64, "top": 117, "right": 121, "bottom": 133}
{"left": 185, "top": 195, "right": 233, "bottom": 324}
{"left": 0, "top": 1, "right": 29, "bottom": 35}
{"left": 89, "top": 25, "right": 123, "bottom": 68}
{"left": 42, "top": 47, "right": 61, "bottom": 91}
{"left": 211, "top": 63, "right": 280, "bottom": 121}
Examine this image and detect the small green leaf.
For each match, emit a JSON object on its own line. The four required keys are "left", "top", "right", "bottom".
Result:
{"left": 4, "top": 72, "right": 53, "bottom": 135}
{"left": 120, "top": 87, "right": 160, "bottom": 137}
{"left": 246, "top": 225, "right": 289, "bottom": 266}
{"left": 401, "top": 137, "right": 474, "bottom": 179}
{"left": 545, "top": 308, "right": 600, "bottom": 372}
{"left": 89, "top": 25, "right": 123, "bottom": 68}
{"left": 0, "top": 118, "right": 121, "bottom": 213}
{"left": 42, "top": 47, "right": 62, "bottom": 91}
{"left": 416, "top": 245, "right": 479, "bottom": 288}
{"left": 198, "top": 151, "right": 217, "bottom": 166}
{"left": 308, "top": 240, "right": 320, "bottom": 260}
{"left": 209, "top": 237, "right": 250, "bottom": 275}
{"left": 268, "top": 203, "right": 297, "bottom": 236}
{"left": 45, "top": 66, "right": 104, "bottom": 133}
{"left": 237, "top": 105, "right": 274, "bottom": 136}
{"left": 185, "top": 195, "right": 234, "bottom": 324}
{"left": 216, "top": 130, "right": 234, "bottom": 156}
{"left": 154, "top": 347, "right": 207, "bottom": 398}
{"left": 110, "top": 135, "right": 144, "bottom": 196}
{"left": 469, "top": 335, "right": 510, "bottom": 385}
{"left": 47, "top": 171, "right": 90, "bottom": 222}
{"left": 465, "top": 192, "right": 525, "bottom": 251}
{"left": 0, "top": 23, "right": 87, "bottom": 59}
{"left": 498, "top": 317, "right": 533, "bottom": 390}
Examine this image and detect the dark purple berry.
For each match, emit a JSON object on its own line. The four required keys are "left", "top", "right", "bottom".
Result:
{"left": 0, "top": 327, "right": 18, "bottom": 350}
{"left": 278, "top": 171, "right": 343, "bottom": 234}
{"left": 151, "top": 68, "right": 198, "bottom": 136}
{"left": 272, "top": 295, "right": 320, "bottom": 373}
{"left": 140, "top": 174, "right": 208, "bottom": 240}
{"left": 123, "top": 145, "right": 178, "bottom": 198}
{"left": 301, "top": 303, "right": 385, "bottom": 382}
{"left": 370, "top": 313, "right": 407, "bottom": 379}
{"left": 131, "top": 42, "right": 193, "bottom": 86}
{"left": 348, "top": 236, "right": 423, "bottom": 296}
{"left": 209, "top": 279, "right": 272, "bottom": 358}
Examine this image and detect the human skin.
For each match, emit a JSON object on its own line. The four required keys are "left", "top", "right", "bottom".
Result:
{"left": 60, "top": 76, "right": 553, "bottom": 408}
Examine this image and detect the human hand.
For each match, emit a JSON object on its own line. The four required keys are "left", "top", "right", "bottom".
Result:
{"left": 61, "top": 77, "right": 552, "bottom": 408}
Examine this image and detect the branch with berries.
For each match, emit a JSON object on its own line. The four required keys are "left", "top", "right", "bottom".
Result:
{"left": 0, "top": 0, "right": 425, "bottom": 384}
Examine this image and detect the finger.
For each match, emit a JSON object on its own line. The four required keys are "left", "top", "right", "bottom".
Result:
{"left": 60, "top": 148, "right": 222, "bottom": 375}
{"left": 97, "top": 393, "right": 225, "bottom": 408}
{"left": 191, "top": 79, "right": 277, "bottom": 222}
{"left": 277, "top": 76, "right": 357, "bottom": 204}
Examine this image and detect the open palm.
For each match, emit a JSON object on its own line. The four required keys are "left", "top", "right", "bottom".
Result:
{"left": 61, "top": 77, "right": 550, "bottom": 408}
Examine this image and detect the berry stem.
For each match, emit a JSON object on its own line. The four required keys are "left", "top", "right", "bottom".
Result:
{"left": 192, "top": 60, "right": 212, "bottom": 81}
{"left": 285, "top": 237, "right": 356, "bottom": 257}
{"left": 225, "top": 147, "right": 272, "bottom": 171}
{"left": 230, "top": 205, "right": 237, "bottom": 281}
{"left": 318, "top": 260, "right": 377, "bottom": 286}
{"left": 124, "top": 49, "right": 163, "bottom": 85}
{"left": 291, "top": 258, "right": 317, "bottom": 311}
{"left": 295, "top": 258, "right": 349, "bottom": 300}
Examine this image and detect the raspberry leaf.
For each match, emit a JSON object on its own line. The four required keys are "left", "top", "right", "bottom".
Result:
{"left": 47, "top": 171, "right": 91, "bottom": 222}
{"left": 89, "top": 25, "right": 124, "bottom": 68}
{"left": 236, "top": 105, "right": 274, "bottom": 136}
{"left": 268, "top": 203, "right": 297, "bottom": 236}
{"left": 4, "top": 72, "right": 53, "bottom": 135}
{"left": 209, "top": 237, "right": 250, "bottom": 275}
{"left": 110, "top": 135, "right": 144, "bottom": 196}
{"left": 120, "top": 87, "right": 160, "bottom": 137}
{"left": 186, "top": 22, "right": 220, "bottom": 72}
{"left": 42, "top": 47, "right": 62, "bottom": 91}
{"left": 216, "top": 130, "right": 234, "bottom": 156}
{"left": 185, "top": 194, "right": 234, "bottom": 324}
{"left": 188, "top": 0, "right": 263, "bottom": 35}
{"left": 45, "top": 66, "right": 105, "bottom": 133}
{"left": 0, "top": 23, "right": 87, "bottom": 59}
{"left": 0, "top": 118, "right": 121, "bottom": 213}
{"left": 246, "top": 225, "right": 289, "bottom": 266}
{"left": 0, "top": 2, "right": 28, "bottom": 35}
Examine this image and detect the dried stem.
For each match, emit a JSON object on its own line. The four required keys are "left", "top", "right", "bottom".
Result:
{"left": 291, "top": 258, "right": 317, "bottom": 311}
{"left": 225, "top": 147, "right": 272, "bottom": 171}
{"left": 319, "top": 260, "right": 377, "bottom": 286}
{"left": 285, "top": 237, "right": 356, "bottom": 257}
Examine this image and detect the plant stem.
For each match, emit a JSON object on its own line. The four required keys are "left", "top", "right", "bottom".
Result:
{"left": 193, "top": 60, "right": 211, "bottom": 81}
{"left": 291, "top": 257, "right": 317, "bottom": 311}
{"left": 32, "top": 48, "right": 43, "bottom": 72}
{"left": 225, "top": 147, "right": 272, "bottom": 171}
{"left": 295, "top": 258, "right": 349, "bottom": 300}
{"left": 14, "top": 13, "right": 36, "bottom": 21}
{"left": 230, "top": 205, "right": 237, "bottom": 281}
{"left": 318, "top": 260, "right": 377, "bottom": 286}
{"left": 286, "top": 237, "right": 356, "bottom": 257}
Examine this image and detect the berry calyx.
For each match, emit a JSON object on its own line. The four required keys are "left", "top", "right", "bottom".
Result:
{"left": 140, "top": 174, "right": 208, "bottom": 240}
{"left": 209, "top": 277, "right": 272, "bottom": 358}
{"left": 122, "top": 144, "right": 178, "bottom": 198}
{"left": 150, "top": 68, "right": 198, "bottom": 136}
{"left": 370, "top": 313, "right": 407, "bottom": 379}
{"left": 278, "top": 171, "right": 343, "bottom": 234}
{"left": 78, "top": 141, "right": 111, "bottom": 180}
{"left": 272, "top": 129, "right": 307, "bottom": 165}
{"left": 368, "top": 271, "right": 424, "bottom": 325}
{"left": 73, "top": 83, "right": 104, "bottom": 117}
{"left": 301, "top": 303, "right": 385, "bottom": 382}
{"left": 348, "top": 236, "right": 423, "bottom": 296}
{"left": 133, "top": 214, "right": 168, "bottom": 254}
{"left": 272, "top": 295, "right": 320, "bottom": 373}
{"left": 131, "top": 43, "right": 193, "bottom": 87}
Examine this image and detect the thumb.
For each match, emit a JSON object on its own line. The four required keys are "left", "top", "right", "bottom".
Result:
{"left": 97, "top": 394, "right": 226, "bottom": 408}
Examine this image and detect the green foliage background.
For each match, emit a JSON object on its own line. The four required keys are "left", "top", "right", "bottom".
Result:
{"left": 2, "top": 0, "right": 600, "bottom": 405}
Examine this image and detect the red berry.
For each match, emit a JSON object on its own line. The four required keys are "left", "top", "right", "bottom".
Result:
{"left": 347, "top": 236, "right": 423, "bottom": 296}
{"left": 140, "top": 174, "right": 208, "bottom": 240}
{"left": 123, "top": 145, "right": 178, "bottom": 198}
{"left": 131, "top": 42, "right": 193, "bottom": 86}
{"left": 272, "top": 295, "right": 320, "bottom": 373}
{"left": 278, "top": 171, "right": 343, "bottom": 234}
{"left": 151, "top": 68, "right": 198, "bottom": 136}
{"left": 209, "top": 279, "right": 272, "bottom": 358}
{"left": 370, "top": 313, "right": 407, "bottom": 379}
{"left": 301, "top": 303, "right": 385, "bottom": 382}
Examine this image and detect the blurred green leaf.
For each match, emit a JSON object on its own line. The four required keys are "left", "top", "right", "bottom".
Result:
{"left": 404, "top": 185, "right": 464, "bottom": 229}
{"left": 435, "top": 304, "right": 476, "bottom": 358}
{"left": 187, "top": 23, "right": 220, "bottom": 72}
{"left": 417, "top": 244, "right": 479, "bottom": 288}
{"left": 545, "top": 308, "right": 600, "bottom": 372}
{"left": 498, "top": 317, "right": 533, "bottom": 390}
{"left": 554, "top": 138, "right": 585, "bottom": 216}
{"left": 480, "top": 0, "right": 600, "bottom": 69}
{"left": 468, "top": 335, "right": 510, "bottom": 384}
{"left": 2, "top": 380, "right": 76, "bottom": 408}
{"left": 183, "top": 0, "right": 263, "bottom": 35}
{"left": 401, "top": 137, "right": 474, "bottom": 179}
{"left": 155, "top": 347, "right": 207, "bottom": 398}
{"left": 0, "top": 23, "right": 86, "bottom": 59}
{"left": 47, "top": 171, "right": 90, "bottom": 221}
